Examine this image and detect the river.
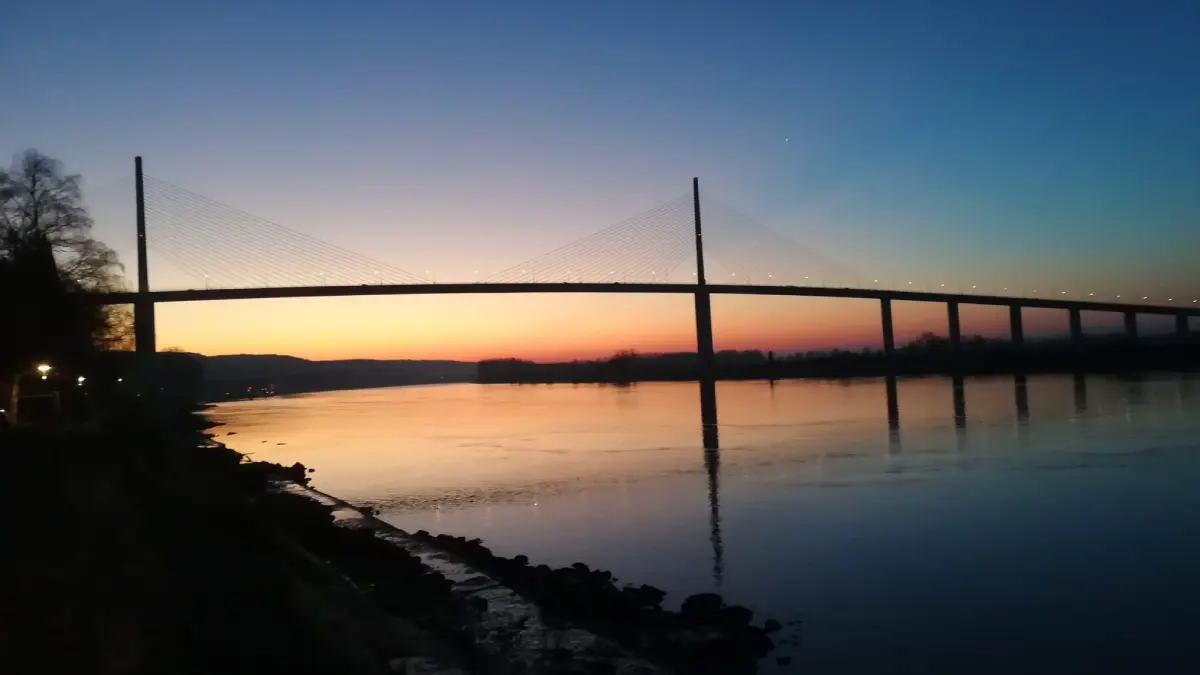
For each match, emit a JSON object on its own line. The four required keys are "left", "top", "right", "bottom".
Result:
{"left": 211, "top": 374, "right": 1200, "bottom": 674}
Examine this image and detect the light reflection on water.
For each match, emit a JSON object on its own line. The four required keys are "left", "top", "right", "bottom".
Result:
{"left": 212, "top": 374, "right": 1200, "bottom": 674}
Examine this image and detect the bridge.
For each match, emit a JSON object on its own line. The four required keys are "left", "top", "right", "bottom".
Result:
{"left": 100, "top": 157, "right": 1198, "bottom": 373}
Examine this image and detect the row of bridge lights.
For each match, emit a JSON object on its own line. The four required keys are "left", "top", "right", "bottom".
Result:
{"left": 202, "top": 270, "right": 1197, "bottom": 302}
{"left": 865, "top": 279, "right": 1198, "bottom": 303}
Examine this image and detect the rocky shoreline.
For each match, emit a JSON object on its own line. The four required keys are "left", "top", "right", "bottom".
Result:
{"left": 262, "top": 461, "right": 790, "bottom": 674}
{"left": 0, "top": 400, "right": 791, "bottom": 673}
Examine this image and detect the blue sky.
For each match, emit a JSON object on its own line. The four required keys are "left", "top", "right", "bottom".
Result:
{"left": 3, "top": 0, "right": 1198, "bottom": 357}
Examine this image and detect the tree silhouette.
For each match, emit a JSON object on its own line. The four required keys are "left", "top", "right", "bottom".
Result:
{"left": 1, "top": 150, "right": 128, "bottom": 422}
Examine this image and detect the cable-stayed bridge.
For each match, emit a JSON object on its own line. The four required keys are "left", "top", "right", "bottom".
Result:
{"left": 94, "top": 158, "right": 1198, "bottom": 361}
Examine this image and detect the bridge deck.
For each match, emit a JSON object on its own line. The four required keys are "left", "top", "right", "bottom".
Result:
{"left": 94, "top": 283, "right": 1198, "bottom": 316}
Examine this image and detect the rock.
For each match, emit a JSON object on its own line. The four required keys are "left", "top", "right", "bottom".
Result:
{"left": 665, "top": 625, "right": 725, "bottom": 649}
{"left": 638, "top": 584, "right": 666, "bottom": 605}
{"left": 764, "top": 618, "right": 783, "bottom": 633}
{"left": 389, "top": 656, "right": 459, "bottom": 674}
{"left": 721, "top": 606, "right": 753, "bottom": 627}
{"left": 681, "top": 593, "right": 724, "bottom": 619}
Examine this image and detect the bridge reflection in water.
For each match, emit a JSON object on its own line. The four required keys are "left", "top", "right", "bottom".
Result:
{"left": 694, "top": 372, "right": 1198, "bottom": 588}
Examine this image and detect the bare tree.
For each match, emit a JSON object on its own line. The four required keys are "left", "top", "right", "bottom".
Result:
{"left": 1, "top": 151, "right": 132, "bottom": 422}
{"left": 0, "top": 149, "right": 129, "bottom": 342}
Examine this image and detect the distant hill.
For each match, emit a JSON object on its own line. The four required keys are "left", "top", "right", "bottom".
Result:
{"left": 191, "top": 354, "right": 476, "bottom": 400}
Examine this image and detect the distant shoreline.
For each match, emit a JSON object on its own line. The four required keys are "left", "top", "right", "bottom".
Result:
{"left": 477, "top": 334, "right": 1200, "bottom": 386}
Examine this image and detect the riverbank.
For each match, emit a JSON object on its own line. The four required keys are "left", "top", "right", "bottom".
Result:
{"left": 0, "top": 401, "right": 782, "bottom": 674}
{"left": 477, "top": 336, "right": 1200, "bottom": 385}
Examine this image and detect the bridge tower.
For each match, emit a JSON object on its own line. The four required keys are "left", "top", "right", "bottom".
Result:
{"left": 133, "top": 156, "right": 157, "bottom": 354}
{"left": 693, "top": 178, "right": 718, "bottom": 445}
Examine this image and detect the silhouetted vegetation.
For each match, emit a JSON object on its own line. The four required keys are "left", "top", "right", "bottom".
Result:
{"left": 478, "top": 332, "right": 1200, "bottom": 385}
{"left": 1, "top": 150, "right": 131, "bottom": 423}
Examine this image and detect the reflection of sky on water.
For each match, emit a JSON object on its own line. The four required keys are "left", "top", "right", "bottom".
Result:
{"left": 214, "top": 375, "right": 1200, "bottom": 674}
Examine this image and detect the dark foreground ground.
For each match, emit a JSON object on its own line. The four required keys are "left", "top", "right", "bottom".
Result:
{"left": 0, "top": 402, "right": 780, "bottom": 675}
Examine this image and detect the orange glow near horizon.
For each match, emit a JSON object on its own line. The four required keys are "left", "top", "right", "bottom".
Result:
{"left": 147, "top": 293, "right": 1106, "bottom": 363}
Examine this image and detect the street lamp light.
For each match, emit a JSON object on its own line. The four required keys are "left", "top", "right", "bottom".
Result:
{"left": 7, "top": 364, "right": 53, "bottom": 423}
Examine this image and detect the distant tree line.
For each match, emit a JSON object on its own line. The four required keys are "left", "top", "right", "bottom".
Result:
{"left": 478, "top": 331, "right": 1200, "bottom": 385}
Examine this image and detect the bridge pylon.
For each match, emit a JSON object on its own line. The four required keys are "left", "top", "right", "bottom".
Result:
{"left": 693, "top": 178, "right": 718, "bottom": 446}
{"left": 133, "top": 156, "right": 157, "bottom": 354}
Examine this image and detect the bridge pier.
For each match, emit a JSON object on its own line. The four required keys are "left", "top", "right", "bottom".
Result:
{"left": 1124, "top": 311, "right": 1139, "bottom": 341}
{"left": 1069, "top": 308, "right": 1084, "bottom": 344}
{"left": 134, "top": 302, "right": 157, "bottom": 353}
{"left": 947, "top": 301, "right": 961, "bottom": 350}
{"left": 880, "top": 298, "right": 896, "bottom": 360}
{"left": 1177, "top": 314, "right": 1190, "bottom": 336}
{"left": 1009, "top": 305, "right": 1024, "bottom": 346}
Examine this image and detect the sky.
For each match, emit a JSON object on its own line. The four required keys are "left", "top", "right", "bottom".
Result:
{"left": 4, "top": 0, "right": 1199, "bottom": 361}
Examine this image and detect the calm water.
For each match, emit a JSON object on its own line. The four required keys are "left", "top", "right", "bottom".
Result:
{"left": 212, "top": 375, "right": 1200, "bottom": 674}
